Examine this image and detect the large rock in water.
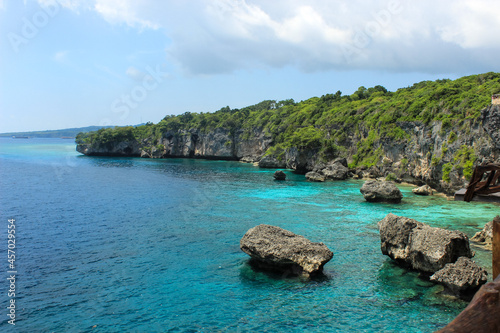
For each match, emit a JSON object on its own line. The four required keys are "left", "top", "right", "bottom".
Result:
{"left": 412, "top": 184, "right": 433, "bottom": 195}
{"left": 360, "top": 180, "right": 403, "bottom": 203}
{"left": 436, "top": 275, "right": 500, "bottom": 333}
{"left": 378, "top": 214, "right": 472, "bottom": 273}
{"left": 240, "top": 224, "right": 333, "bottom": 276}
{"left": 430, "top": 257, "right": 488, "bottom": 298}
{"left": 305, "top": 171, "right": 325, "bottom": 182}
{"left": 471, "top": 219, "right": 494, "bottom": 250}
{"left": 273, "top": 170, "right": 286, "bottom": 180}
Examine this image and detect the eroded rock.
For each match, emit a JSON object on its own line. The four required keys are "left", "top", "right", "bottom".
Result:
{"left": 430, "top": 257, "right": 488, "bottom": 298}
{"left": 240, "top": 224, "right": 333, "bottom": 276}
{"left": 305, "top": 171, "right": 325, "bottom": 182}
{"left": 378, "top": 214, "right": 472, "bottom": 273}
{"left": 273, "top": 170, "right": 286, "bottom": 181}
{"left": 412, "top": 184, "right": 433, "bottom": 195}
{"left": 471, "top": 220, "right": 493, "bottom": 250}
{"left": 360, "top": 180, "right": 403, "bottom": 203}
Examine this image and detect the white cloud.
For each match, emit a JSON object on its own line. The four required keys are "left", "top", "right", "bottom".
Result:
{"left": 94, "top": 0, "right": 159, "bottom": 30}
{"left": 40, "top": 0, "right": 500, "bottom": 75}
{"left": 54, "top": 50, "right": 68, "bottom": 62}
{"left": 125, "top": 66, "right": 146, "bottom": 81}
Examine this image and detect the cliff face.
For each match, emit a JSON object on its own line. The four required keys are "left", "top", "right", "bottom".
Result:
{"left": 77, "top": 105, "right": 500, "bottom": 195}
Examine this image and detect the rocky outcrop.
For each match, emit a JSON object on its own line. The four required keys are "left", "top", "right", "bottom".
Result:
{"left": 360, "top": 180, "right": 403, "bottom": 203}
{"left": 240, "top": 224, "right": 333, "bottom": 276}
{"left": 412, "top": 184, "right": 433, "bottom": 195}
{"left": 471, "top": 220, "right": 494, "bottom": 250}
{"left": 378, "top": 214, "right": 472, "bottom": 273}
{"left": 77, "top": 105, "right": 500, "bottom": 194}
{"left": 430, "top": 257, "right": 488, "bottom": 298}
{"left": 305, "top": 171, "right": 325, "bottom": 182}
{"left": 481, "top": 104, "right": 500, "bottom": 149}
{"left": 273, "top": 170, "right": 286, "bottom": 180}
{"left": 436, "top": 275, "right": 500, "bottom": 332}
{"left": 322, "top": 161, "right": 349, "bottom": 180}
{"left": 258, "top": 155, "right": 286, "bottom": 168}
{"left": 76, "top": 140, "right": 141, "bottom": 157}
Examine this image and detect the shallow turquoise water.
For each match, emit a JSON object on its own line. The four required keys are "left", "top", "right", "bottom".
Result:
{"left": 0, "top": 138, "right": 498, "bottom": 332}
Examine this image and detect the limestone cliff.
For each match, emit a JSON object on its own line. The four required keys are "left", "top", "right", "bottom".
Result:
{"left": 76, "top": 105, "right": 500, "bottom": 195}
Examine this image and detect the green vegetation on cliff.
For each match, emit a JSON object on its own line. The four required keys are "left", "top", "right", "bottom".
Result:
{"left": 77, "top": 72, "right": 500, "bottom": 172}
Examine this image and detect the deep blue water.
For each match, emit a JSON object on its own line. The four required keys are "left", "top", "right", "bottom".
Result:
{"left": 0, "top": 138, "right": 498, "bottom": 332}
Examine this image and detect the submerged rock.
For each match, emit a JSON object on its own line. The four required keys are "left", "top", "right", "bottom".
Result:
{"left": 240, "top": 224, "right": 333, "bottom": 276}
{"left": 378, "top": 214, "right": 472, "bottom": 273}
{"left": 305, "top": 171, "right": 325, "bottom": 182}
{"left": 360, "top": 180, "right": 403, "bottom": 203}
{"left": 471, "top": 219, "right": 494, "bottom": 250}
{"left": 412, "top": 184, "right": 433, "bottom": 196}
{"left": 436, "top": 275, "right": 500, "bottom": 332}
{"left": 273, "top": 170, "right": 286, "bottom": 181}
{"left": 430, "top": 257, "right": 488, "bottom": 298}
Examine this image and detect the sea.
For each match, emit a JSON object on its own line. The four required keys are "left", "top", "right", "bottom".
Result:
{"left": 0, "top": 138, "right": 498, "bottom": 332}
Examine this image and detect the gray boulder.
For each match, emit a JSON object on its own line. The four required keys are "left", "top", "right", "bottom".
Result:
{"left": 409, "top": 225, "right": 473, "bottom": 273}
{"left": 412, "top": 185, "right": 433, "bottom": 195}
{"left": 378, "top": 214, "right": 472, "bottom": 273}
{"left": 273, "top": 170, "right": 286, "bottom": 181}
{"left": 471, "top": 220, "right": 493, "bottom": 250}
{"left": 323, "top": 162, "right": 349, "bottom": 180}
{"left": 360, "top": 180, "right": 403, "bottom": 203}
{"left": 240, "top": 224, "right": 333, "bottom": 276}
{"left": 305, "top": 171, "right": 325, "bottom": 182}
{"left": 430, "top": 257, "right": 488, "bottom": 298}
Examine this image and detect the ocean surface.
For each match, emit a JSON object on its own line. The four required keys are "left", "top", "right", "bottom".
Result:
{"left": 0, "top": 138, "right": 498, "bottom": 332}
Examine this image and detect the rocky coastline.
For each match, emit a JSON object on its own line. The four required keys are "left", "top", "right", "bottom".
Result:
{"left": 76, "top": 105, "right": 500, "bottom": 195}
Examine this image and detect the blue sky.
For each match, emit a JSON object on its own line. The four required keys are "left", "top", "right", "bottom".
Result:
{"left": 1, "top": 0, "right": 500, "bottom": 133}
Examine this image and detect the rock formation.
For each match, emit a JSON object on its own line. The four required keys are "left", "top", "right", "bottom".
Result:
{"left": 273, "top": 170, "right": 286, "bottom": 181}
{"left": 471, "top": 220, "right": 493, "bottom": 250}
{"left": 436, "top": 275, "right": 500, "bottom": 332}
{"left": 378, "top": 214, "right": 472, "bottom": 273}
{"left": 412, "top": 184, "right": 433, "bottom": 195}
{"left": 430, "top": 257, "right": 488, "bottom": 298}
{"left": 240, "top": 224, "right": 333, "bottom": 276}
{"left": 360, "top": 180, "right": 403, "bottom": 203}
{"left": 76, "top": 103, "right": 500, "bottom": 195}
{"left": 305, "top": 171, "right": 325, "bottom": 182}
{"left": 378, "top": 214, "right": 484, "bottom": 299}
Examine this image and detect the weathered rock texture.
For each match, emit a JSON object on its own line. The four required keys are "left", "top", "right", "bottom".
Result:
{"left": 77, "top": 105, "right": 500, "bottom": 194}
{"left": 360, "top": 180, "right": 403, "bottom": 203}
{"left": 471, "top": 220, "right": 493, "bottom": 250}
{"left": 273, "top": 170, "right": 286, "bottom": 181}
{"left": 240, "top": 224, "right": 333, "bottom": 276}
{"left": 436, "top": 275, "right": 500, "bottom": 333}
{"left": 412, "top": 185, "right": 433, "bottom": 195}
{"left": 430, "top": 257, "right": 488, "bottom": 297}
{"left": 305, "top": 171, "right": 325, "bottom": 182}
{"left": 378, "top": 214, "right": 472, "bottom": 273}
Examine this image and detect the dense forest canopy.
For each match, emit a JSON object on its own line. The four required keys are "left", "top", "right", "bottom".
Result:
{"left": 77, "top": 72, "right": 500, "bottom": 171}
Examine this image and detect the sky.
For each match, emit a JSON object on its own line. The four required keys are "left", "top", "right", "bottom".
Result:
{"left": 1, "top": 0, "right": 500, "bottom": 133}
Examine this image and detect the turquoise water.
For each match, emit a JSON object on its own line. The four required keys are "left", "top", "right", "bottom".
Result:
{"left": 0, "top": 138, "right": 498, "bottom": 332}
